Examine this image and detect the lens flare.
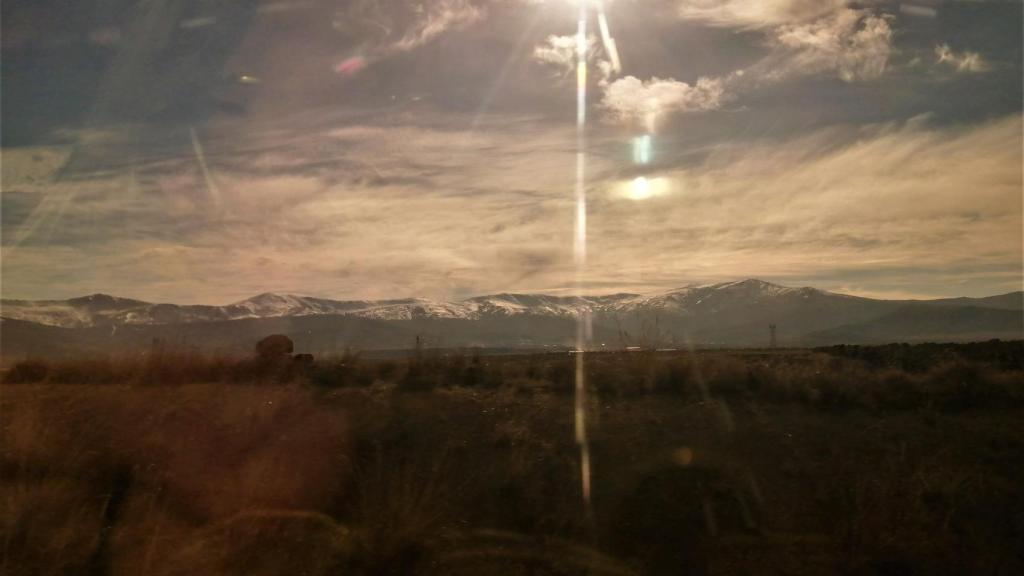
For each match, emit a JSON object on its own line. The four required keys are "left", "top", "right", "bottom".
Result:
{"left": 190, "top": 126, "right": 222, "bottom": 208}
{"left": 630, "top": 176, "right": 651, "bottom": 199}
{"left": 573, "top": 1, "right": 592, "bottom": 514}
{"left": 596, "top": 2, "right": 621, "bottom": 74}
{"left": 334, "top": 56, "right": 367, "bottom": 76}
{"left": 632, "top": 134, "right": 652, "bottom": 164}
{"left": 621, "top": 176, "right": 671, "bottom": 200}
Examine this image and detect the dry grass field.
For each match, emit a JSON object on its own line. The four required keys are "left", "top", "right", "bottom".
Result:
{"left": 2, "top": 342, "right": 1022, "bottom": 575}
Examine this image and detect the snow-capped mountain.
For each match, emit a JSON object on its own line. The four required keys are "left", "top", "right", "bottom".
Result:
{"left": 462, "top": 293, "right": 641, "bottom": 317}
{"left": 0, "top": 292, "right": 473, "bottom": 327}
{"left": 2, "top": 280, "right": 1020, "bottom": 356}
{"left": 1, "top": 279, "right": 822, "bottom": 328}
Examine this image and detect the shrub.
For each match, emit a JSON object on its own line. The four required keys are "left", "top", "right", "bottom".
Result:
{"left": 872, "top": 370, "right": 926, "bottom": 410}
{"left": 703, "top": 358, "right": 753, "bottom": 400}
{"left": 652, "top": 357, "right": 693, "bottom": 396}
{"left": 459, "top": 355, "right": 502, "bottom": 389}
{"left": 927, "top": 361, "right": 996, "bottom": 411}
{"left": 3, "top": 359, "right": 50, "bottom": 383}
{"left": 544, "top": 359, "right": 574, "bottom": 395}
{"left": 255, "top": 334, "right": 294, "bottom": 360}
{"left": 376, "top": 360, "right": 399, "bottom": 381}
{"left": 399, "top": 360, "right": 438, "bottom": 392}
{"left": 307, "top": 351, "right": 373, "bottom": 389}
{"left": 49, "top": 357, "right": 126, "bottom": 384}
{"left": 814, "top": 372, "right": 869, "bottom": 411}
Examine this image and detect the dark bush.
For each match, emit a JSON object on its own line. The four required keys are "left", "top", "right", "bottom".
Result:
{"left": 815, "top": 374, "right": 868, "bottom": 411}
{"left": 255, "top": 334, "right": 295, "bottom": 359}
{"left": 872, "top": 370, "right": 926, "bottom": 410}
{"left": 3, "top": 359, "right": 50, "bottom": 383}
{"left": 460, "top": 355, "right": 502, "bottom": 388}
{"left": 376, "top": 360, "right": 398, "bottom": 381}
{"left": 704, "top": 361, "right": 752, "bottom": 400}
{"left": 399, "top": 360, "right": 439, "bottom": 392}
{"left": 524, "top": 359, "right": 543, "bottom": 380}
{"left": 49, "top": 358, "right": 124, "bottom": 384}
{"left": 652, "top": 358, "right": 692, "bottom": 396}
{"left": 928, "top": 361, "right": 993, "bottom": 411}
{"left": 588, "top": 363, "right": 625, "bottom": 396}
{"left": 544, "top": 359, "right": 574, "bottom": 395}
{"left": 308, "top": 352, "right": 373, "bottom": 389}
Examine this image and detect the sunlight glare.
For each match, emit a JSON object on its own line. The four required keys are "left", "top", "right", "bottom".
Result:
{"left": 624, "top": 176, "right": 670, "bottom": 200}
{"left": 631, "top": 177, "right": 651, "bottom": 199}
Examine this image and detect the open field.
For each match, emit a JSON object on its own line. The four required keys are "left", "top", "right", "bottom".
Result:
{"left": 2, "top": 342, "right": 1023, "bottom": 575}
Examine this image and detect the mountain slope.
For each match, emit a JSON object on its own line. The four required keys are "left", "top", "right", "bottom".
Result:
{"left": 2, "top": 281, "right": 1021, "bottom": 355}
{"left": 808, "top": 304, "right": 1024, "bottom": 344}
{"left": 922, "top": 292, "right": 1024, "bottom": 311}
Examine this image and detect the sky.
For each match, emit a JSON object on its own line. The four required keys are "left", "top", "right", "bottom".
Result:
{"left": 1, "top": 0, "right": 1022, "bottom": 304}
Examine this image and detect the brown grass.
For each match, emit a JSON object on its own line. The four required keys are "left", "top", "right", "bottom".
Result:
{"left": 2, "top": 343, "right": 1022, "bottom": 575}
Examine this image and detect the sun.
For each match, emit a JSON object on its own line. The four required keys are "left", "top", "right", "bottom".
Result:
{"left": 618, "top": 176, "right": 672, "bottom": 200}
{"left": 628, "top": 176, "right": 653, "bottom": 200}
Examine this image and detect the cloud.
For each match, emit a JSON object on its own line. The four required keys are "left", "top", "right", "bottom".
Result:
{"left": 532, "top": 34, "right": 588, "bottom": 75}
{"left": 0, "top": 111, "right": 594, "bottom": 303}
{"left": 590, "top": 4, "right": 892, "bottom": 129}
{"left": 676, "top": 0, "right": 850, "bottom": 29}
{"left": 599, "top": 76, "right": 727, "bottom": 131}
{"left": 771, "top": 9, "right": 892, "bottom": 82}
{"left": 583, "top": 114, "right": 1022, "bottom": 298}
{"left": 328, "top": 0, "right": 487, "bottom": 74}
{"left": 676, "top": 2, "right": 895, "bottom": 84}
{"left": 3, "top": 109, "right": 1021, "bottom": 302}
{"left": 392, "top": 0, "right": 485, "bottom": 51}
{"left": 935, "top": 44, "right": 990, "bottom": 73}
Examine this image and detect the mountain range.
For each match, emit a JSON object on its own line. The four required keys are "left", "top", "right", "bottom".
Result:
{"left": 2, "top": 279, "right": 1021, "bottom": 357}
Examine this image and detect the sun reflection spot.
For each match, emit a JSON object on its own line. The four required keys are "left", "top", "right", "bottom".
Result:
{"left": 620, "top": 176, "right": 671, "bottom": 200}
{"left": 629, "top": 176, "right": 651, "bottom": 200}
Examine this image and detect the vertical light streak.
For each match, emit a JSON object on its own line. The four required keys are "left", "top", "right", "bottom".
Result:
{"left": 632, "top": 134, "right": 652, "bottom": 164}
{"left": 190, "top": 126, "right": 222, "bottom": 208}
{"left": 595, "top": 2, "right": 621, "bottom": 74}
{"left": 574, "top": 1, "right": 593, "bottom": 513}
{"left": 576, "top": 15, "right": 588, "bottom": 131}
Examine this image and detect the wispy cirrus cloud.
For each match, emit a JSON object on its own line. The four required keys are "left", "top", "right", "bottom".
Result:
{"left": 3, "top": 0, "right": 1021, "bottom": 304}
{"left": 324, "top": 0, "right": 487, "bottom": 79}
{"left": 0, "top": 112, "right": 589, "bottom": 303}
{"left": 583, "top": 113, "right": 1022, "bottom": 298}
{"left": 586, "top": 1, "right": 893, "bottom": 129}
{"left": 935, "top": 44, "right": 990, "bottom": 73}
{"left": 770, "top": 9, "right": 892, "bottom": 82}
{"left": 675, "top": 0, "right": 850, "bottom": 29}
{"left": 4, "top": 108, "right": 1020, "bottom": 302}
{"left": 391, "top": 0, "right": 485, "bottom": 51}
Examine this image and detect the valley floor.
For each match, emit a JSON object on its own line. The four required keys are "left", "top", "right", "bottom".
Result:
{"left": 2, "top": 346, "right": 1023, "bottom": 575}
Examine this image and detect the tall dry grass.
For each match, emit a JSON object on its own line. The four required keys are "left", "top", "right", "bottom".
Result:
{"left": 2, "top": 342, "right": 1022, "bottom": 575}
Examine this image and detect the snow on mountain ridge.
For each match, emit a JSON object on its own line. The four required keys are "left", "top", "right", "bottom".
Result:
{"left": 0, "top": 280, "right": 914, "bottom": 328}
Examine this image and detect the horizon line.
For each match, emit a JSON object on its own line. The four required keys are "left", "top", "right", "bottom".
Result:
{"left": 2, "top": 278, "right": 1021, "bottom": 308}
